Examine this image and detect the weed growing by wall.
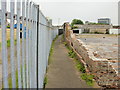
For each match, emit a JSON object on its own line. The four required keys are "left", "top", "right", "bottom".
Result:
{"left": 65, "top": 42, "right": 94, "bottom": 86}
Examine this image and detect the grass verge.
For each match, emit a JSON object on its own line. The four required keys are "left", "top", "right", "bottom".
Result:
{"left": 48, "top": 35, "right": 58, "bottom": 65}
{"left": 43, "top": 35, "right": 58, "bottom": 88}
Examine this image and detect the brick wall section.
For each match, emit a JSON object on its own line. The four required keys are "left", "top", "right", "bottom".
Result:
{"left": 64, "top": 23, "right": 119, "bottom": 88}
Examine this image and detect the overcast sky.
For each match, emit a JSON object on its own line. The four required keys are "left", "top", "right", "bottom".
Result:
{"left": 0, "top": 0, "right": 119, "bottom": 25}
{"left": 38, "top": 1, "right": 118, "bottom": 25}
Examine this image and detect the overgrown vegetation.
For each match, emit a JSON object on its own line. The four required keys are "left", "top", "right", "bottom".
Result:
{"left": 43, "top": 76, "right": 48, "bottom": 89}
{"left": 48, "top": 35, "right": 58, "bottom": 65}
{"left": 68, "top": 50, "right": 76, "bottom": 58}
{"left": 64, "top": 40, "right": 94, "bottom": 86}
{"left": 81, "top": 73, "right": 94, "bottom": 86}
{"left": 75, "top": 59, "right": 86, "bottom": 73}
{"left": 44, "top": 35, "right": 58, "bottom": 88}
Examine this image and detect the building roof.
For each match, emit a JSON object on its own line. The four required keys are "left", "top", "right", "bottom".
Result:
{"left": 98, "top": 18, "right": 110, "bottom": 20}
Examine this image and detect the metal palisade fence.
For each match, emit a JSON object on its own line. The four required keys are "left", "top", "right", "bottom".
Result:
{"left": 0, "top": 0, "right": 58, "bottom": 88}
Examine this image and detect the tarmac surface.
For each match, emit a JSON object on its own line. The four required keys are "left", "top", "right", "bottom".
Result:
{"left": 46, "top": 35, "right": 95, "bottom": 88}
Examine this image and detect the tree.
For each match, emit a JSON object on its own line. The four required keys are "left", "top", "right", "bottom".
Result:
{"left": 71, "top": 19, "right": 84, "bottom": 27}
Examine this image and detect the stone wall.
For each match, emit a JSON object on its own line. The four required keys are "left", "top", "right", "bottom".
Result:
{"left": 65, "top": 28, "right": 119, "bottom": 88}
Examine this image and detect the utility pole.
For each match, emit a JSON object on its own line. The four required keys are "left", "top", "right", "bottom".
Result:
{"left": 58, "top": 18, "right": 60, "bottom": 26}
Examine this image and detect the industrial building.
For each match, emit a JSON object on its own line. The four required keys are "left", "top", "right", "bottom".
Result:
{"left": 98, "top": 18, "right": 111, "bottom": 25}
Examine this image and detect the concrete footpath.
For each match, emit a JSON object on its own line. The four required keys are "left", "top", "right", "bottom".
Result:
{"left": 46, "top": 35, "right": 92, "bottom": 88}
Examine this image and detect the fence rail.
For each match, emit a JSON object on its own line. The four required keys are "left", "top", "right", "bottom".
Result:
{"left": 0, "top": 0, "right": 58, "bottom": 88}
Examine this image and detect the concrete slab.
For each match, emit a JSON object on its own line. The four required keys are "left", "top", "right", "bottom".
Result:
{"left": 76, "top": 34, "right": 119, "bottom": 73}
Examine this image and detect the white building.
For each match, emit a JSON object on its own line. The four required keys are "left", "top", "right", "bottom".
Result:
{"left": 109, "top": 28, "right": 120, "bottom": 34}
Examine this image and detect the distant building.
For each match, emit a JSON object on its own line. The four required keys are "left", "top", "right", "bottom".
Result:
{"left": 98, "top": 18, "right": 111, "bottom": 25}
{"left": 109, "top": 26, "right": 120, "bottom": 34}
{"left": 74, "top": 24, "right": 112, "bottom": 34}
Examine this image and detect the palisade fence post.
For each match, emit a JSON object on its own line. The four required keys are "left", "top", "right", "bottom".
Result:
{"left": 1, "top": 0, "right": 9, "bottom": 88}
{"left": 38, "top": 11, "right": 41, "bottom": 88}
{"left": 44, "top": 20, "right": 46, "bottom": 75}
{"left": 45, "top": 20, "right": 48, "bottom": 68}
{"left": 41, "top": 14, "right": 43, "bottom": 82}
{"left": 26, "top": 0, "right": 29, "bottom": 88}
{"left": 38, "top": 11, "right": 44, "bottom": 88}
{"left": 10, "top": 0, "right": 16, "bottom": 88}
{"left": 36, "top": 4, "right": 40, "bottom": 89}
{"left": 46, "top": 21, "right": 48, "bottom": 66}
{"left": 33, "top": 5, "right": 39, "bottom": 88}
{"left": 28, "top": 1, "right": 32, "bottom": 88}
{"left": 17, "top": 0, "right": 22, "bottom": 88}
{"left": 31, "top": 2, "right": 37, "bottom": 88}
{"left": 40, "top": 11, "right": 43, "bottom": 88}
{"left": 45, "top": 20, "right": 47, "bottom": 74}
{"left": 38, "top": 11, "right": 40, "bottom": 88}
{"left": 31, "top": 3, "right": 34, "bottom": 88}
{"left": 31, "top": 2, "right": 34, "bottom": 88}
{"left": 34, "top": 4, "right": 38, "bottom": 88}
{"left": 41, "top": 14, "right": 44, "bottom": 87}
{"left": 22, "top": 0, "right": 26, "bottom": 88}
{"left": 44, "top": 21, "right": 46, "bottom": 73}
